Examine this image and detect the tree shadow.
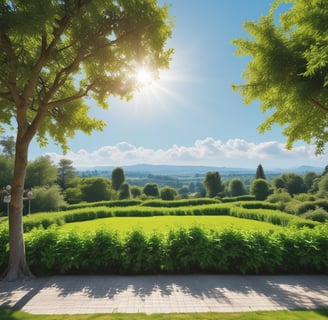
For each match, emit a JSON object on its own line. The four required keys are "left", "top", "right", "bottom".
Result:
{"left": 1, "top": 274, "right": 327, "bottom": 312}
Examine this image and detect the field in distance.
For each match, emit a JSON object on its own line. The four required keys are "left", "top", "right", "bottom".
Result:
{"left": 59, "top": 216, "right": 283, "bottom": 234}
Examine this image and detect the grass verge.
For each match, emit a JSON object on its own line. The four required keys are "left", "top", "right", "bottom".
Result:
{"left": 1, "top": 309, "right": 328, "bottom": 320}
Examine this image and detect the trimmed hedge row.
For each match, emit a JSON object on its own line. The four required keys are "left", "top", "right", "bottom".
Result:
{"left": 1, "top": 225, "right": 327, "bottom": 275}
{"left": 141, "top": 198, "right": 221, "bottom": 207}
{"left": 63, "top": 200, "right": 142, "bottom": 211}
{"left": 21, "top": 204, "right": 318, "bottom": 232}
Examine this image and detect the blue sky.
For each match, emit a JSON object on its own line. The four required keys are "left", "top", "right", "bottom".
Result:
{"left": 28, "top": 0, "right": 326, "bottom": 169}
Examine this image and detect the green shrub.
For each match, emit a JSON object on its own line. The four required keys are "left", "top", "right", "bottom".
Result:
{"left": 0, "top": 225, "right": 9, "bottom": 273}
{"left": 303, "top": 208, "right": 328, "bottom": 222}
{"left": 239, "top": 201, "right": 279, "bottom": 210}
{"left": 221, "top": 195, "right": 255, "bottom": 202}
{"left": 2, "top": 224, "right": 321, "bottom": 275}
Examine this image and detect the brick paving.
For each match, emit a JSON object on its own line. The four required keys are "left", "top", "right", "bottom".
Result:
{"left": 0, "top": 275, "right": 328, "bottom": 314}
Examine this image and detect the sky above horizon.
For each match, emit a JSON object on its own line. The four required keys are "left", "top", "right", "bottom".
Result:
{"left": 27, "top": 0, "right": 327, "bottom": 169}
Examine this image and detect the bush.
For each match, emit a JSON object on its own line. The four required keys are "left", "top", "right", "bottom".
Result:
{"left": 30, "top": 185, "right": 66, "bottom": 213}
{"left": 221, "top": 195, "right": 255, "bottom": 202}
{"left": 303, "top": 208, "right": 328, "bottom": 222}
{"left": 7, "top": 225, "right": 324, "bottom": 275}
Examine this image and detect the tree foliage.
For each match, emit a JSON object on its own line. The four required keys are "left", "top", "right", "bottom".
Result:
{"left": 250, "top": 179, "right": 271, "bottom": 201}
{"left": 112, "top": 167, "right": 125, "bottom": 191}
{"left": 255, "top": 164, "right": 266, "bottom": 180}
{"left": 228, "top": 178, "right": 247, "bottom": 197}
{"left": 25, "top": 156, "right": 57, "bottom": 188}
{"left": 57, "top": 159, "right": 76, "bottom": 189}
{"left": 203, "top": 171, "right": 224, "bottom": 198}
{"left": 233, "top": 0, "right": 328, "bottom": 154}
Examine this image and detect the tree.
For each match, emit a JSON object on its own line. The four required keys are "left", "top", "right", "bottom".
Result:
{"left": 280, "top": 173, "right": 306, "bottom": 196}
{"left": 228, "top": 178, "right": 247, "bottom": 197}
{"left": 118, "top": 183, "right": 130, "bottom": 200}
{"left": 80, "top": 177, "right": 111, "bottom": 202}
{"left": 0, "top": 1, "right": 173, "bottom": 280}
{"left": 250, "top": 179, "right": 271, "bottom": 201}
{"left": 0, "top": 136, "right": 15, "bottom": 157}
{"left": 25, "top": 156, "right": 57, "bottom": 189}
{"left": 130, "top": 185, "right": 142, "bottom": 199}
{"left": 232, "top": 0, "right": 328, "bottom": 154}
{"left": 255, "top": 164, "right": 266, "bottom": 180}
{"left": 160, "top": 186, "right": 177, "bottom": 200}
{"left": 112, "top": 167, "right": 125, "bottom": 191}
{"left": 143, "top": 183, "right": 160, "bottom": 198}
{"left": 203, "top": 171, "right": 224, "bottom": 198}
{"left": 57, "top": 159, "right": 76, "bottom": 189}
{"left": 29, "top": 185, "right": 66, "bottom": 213}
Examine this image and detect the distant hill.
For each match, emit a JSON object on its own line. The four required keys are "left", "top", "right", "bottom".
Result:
{"left": 78, "top": 163, "right": 324, "bottom": 177}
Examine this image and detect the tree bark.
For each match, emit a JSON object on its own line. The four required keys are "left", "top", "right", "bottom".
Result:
{"left": 1, "top": 135, "right": 34, "bottom": 281}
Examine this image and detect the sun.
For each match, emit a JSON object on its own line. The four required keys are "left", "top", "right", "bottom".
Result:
{"left": 135, "top": 67, "right": 154, "bottom": 86}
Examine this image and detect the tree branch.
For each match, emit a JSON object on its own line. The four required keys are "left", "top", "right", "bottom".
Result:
{"left": 308, "top": 97, "right": 328, "bottom": 114}
{"left": 0, "top": 31, "right": 20, "bottom": 105}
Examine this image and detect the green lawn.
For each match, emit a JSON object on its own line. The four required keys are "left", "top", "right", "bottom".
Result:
{"left": 59, "top": 215, "right": 282, "bottom": 234}
{"left": 1, "top": 309, "right": 328, "bottom": 320}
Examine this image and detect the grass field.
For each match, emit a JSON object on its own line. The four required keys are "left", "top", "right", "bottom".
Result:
{"left": 59, "top": 215, "right": 283, "bottom": 234}
{"left": 1, "top": 308, "right": 328, "bottom": 320}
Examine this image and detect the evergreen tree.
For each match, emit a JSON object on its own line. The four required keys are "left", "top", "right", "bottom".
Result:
{"left": 255, "top": 164, "right": 266, "bottom": 180}
{"left": 112, "top": 167, "right": 125, "bottom": 191}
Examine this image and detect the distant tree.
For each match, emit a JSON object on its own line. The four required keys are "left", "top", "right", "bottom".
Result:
{"left": 80, "top": 177, "right": 111, "bottom": 202}
{"left": 228, "top": 178, "right": 247, "bottom": 197}
{"left": 57, "top": 159, "right": 77, "bottom": 189}
{"left": 322, "top": 165, "right": 328, "bottom": 176}
{"left": 25, "top": 156, "right": 57, "bottom": 188}
{"left": 280, "top": 173, "right": 306, "bottom": 196}
{"left": 250, "top": 179, "right": 271, "bottom": 200}
{"left": 271, "top": 176, "right": 286, "bottom": 191}
{"left": 0, "top": 155, "right": 13, "bottom": 187}
{"left": 118, "top": 183, "right": 131, "bottom": 200}
{"left": 203, "top": 171, "right": 224, "bottom": 198}
{"left": 112, "top": 167, "right": 125, "bottom": 191}
{"left": 0, "top": 136, "right": 15, "bottom": 157}
{"left": 64, "top": 186, "right": 82, "bottom": 205}
{"left": 304, "top": 171, "right": 320, "bottom": 193}
{"left": 255, "top": 164, "right": 266, "bottom": 180}
{"left": 130, "top": 186, "right": 142, "bottom": 199}
{"left": 160, "top": 186, "right": 178, "bottom": 200}
{"left": 143, "top": 183, "right": 160, "bottom": 198}
{"left": 317, "top": 174, "right": 328, "bottom": 198}
{"left": 30, "top": 185, "right": 66, "bottom": 213}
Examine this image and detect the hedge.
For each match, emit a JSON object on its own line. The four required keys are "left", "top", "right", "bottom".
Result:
{"left": 1, "top": 225, "right": 327, "bottom": 275}
{"left": 21, "top": 203, "right": 318, "bottom": 232}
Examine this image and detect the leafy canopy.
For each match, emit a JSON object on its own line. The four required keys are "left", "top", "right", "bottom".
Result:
{"left": 0, "top": 0, "right": 173, "bottom": 151}
{"left": 232, "top": 0, "right": 328, "bottom": 154}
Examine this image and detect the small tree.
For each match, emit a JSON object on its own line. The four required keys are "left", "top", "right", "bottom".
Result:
{"left": 203, "top": 171, "right": 224, "bottom": 198}
{"left": 57, "top": 159, "right": 77, "bottom": 190}
{"left": 255, "top": 164, "right": 266, "bottom": 180}
{"left": 143, "top": 183, "right": 160, "bottom": 198}
{"left": 118, "top": 183, "right": 131, "bottom": 200}
{"left": 160, "top": 186, "right": 178, "bottom": 200}
{"left": 250, "top": 179, "right": 271, "bottom": 201}
{"left": 80, "top": 177, "right": 111, "bottom": 202}
{"left": 112, "top": 167, "right": 126, "bottom": 191}
{"left": 30, "top": 185, "right": 66, "bottom": 213}
{"left": 25, "top": 156, "right": 57, "bottom": 188}
{"left": 228, "top": 178, "right": 247, "bottom": 197}
{"left": 130, "top": 185, "right": 142, "bottom": 199}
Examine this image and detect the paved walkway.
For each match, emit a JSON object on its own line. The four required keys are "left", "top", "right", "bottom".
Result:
{"left": 0, "top": 275, "right": 328, "bottom": 314}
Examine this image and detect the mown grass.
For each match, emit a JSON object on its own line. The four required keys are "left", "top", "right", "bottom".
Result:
{"left": 59, "top": 215, "right": 283, "bottom": 234}
{"left": 1, "top": 309, "right": 328, "bottom": 320}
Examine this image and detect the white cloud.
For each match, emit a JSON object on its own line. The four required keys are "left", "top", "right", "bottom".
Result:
{"left": 46, "top": 137, "right": 326, "bottom": 169}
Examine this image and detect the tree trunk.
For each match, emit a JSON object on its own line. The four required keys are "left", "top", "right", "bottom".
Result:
{"left": 2, "top": 137, "right": 34, "bottom": 281}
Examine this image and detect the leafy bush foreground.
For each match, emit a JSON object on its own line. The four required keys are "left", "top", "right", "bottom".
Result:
{"left": 1, "top": 225, "right": 327, "bottom": 276}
